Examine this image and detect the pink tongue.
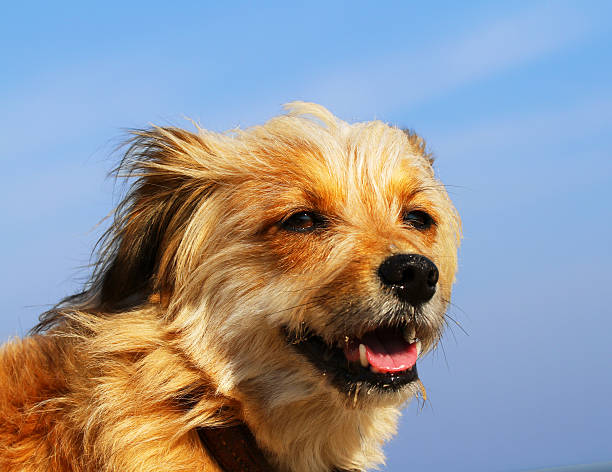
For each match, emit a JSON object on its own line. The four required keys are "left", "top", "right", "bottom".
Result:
{"left": 344, "top": 328, "right": 418, "bottom": 373}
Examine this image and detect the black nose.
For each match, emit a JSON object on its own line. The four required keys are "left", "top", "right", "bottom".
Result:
{"left": 378, "top": 254, "right": 439, "bottom": 305}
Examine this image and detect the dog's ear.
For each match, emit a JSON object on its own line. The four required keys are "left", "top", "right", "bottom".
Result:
{"left": 96, "top": 127, "right": 216, "bottom": 311}
{"left": 402, "top": 128, "right": 434, "bottom": 165}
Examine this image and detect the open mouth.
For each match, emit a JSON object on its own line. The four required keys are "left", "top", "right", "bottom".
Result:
{"left": 285, "top": 324, "right": 421, "bottom": 393}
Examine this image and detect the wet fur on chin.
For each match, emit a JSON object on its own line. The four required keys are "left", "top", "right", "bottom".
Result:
{"left": 0, "top": 102, "right": 461, "bottom": 472}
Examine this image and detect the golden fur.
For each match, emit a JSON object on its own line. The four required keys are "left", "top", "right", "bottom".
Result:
{"left": 0, "top": 102, "right": 461, "bottom": 472}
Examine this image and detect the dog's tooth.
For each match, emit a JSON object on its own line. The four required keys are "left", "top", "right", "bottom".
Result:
{"left": 359, "top": 344, "right": 368, "bottom": 368}
{"left": 416, "top": 340, "right": 422, "bottom": 357}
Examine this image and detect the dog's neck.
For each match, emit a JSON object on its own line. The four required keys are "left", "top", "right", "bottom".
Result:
{"left": 196, "top": 423, "right": 351, "bottom": 472}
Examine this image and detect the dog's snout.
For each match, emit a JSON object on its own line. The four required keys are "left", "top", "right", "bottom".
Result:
{"left": 378, "top": 254, "right": 438, "bottom": 305}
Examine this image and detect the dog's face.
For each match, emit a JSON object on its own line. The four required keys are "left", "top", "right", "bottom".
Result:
{"left": 115, "top": 104, "right": 461, "bottom": 417}
{"left": 96, "top": 103, "right": 460, "bottom": 420}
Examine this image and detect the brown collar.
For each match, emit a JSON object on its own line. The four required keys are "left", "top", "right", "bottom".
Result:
{"left": 196, "top": 423, "right": 350, "bottom": 472}
{"left": 196, "top": 423, "right": 274, "bottom": 472}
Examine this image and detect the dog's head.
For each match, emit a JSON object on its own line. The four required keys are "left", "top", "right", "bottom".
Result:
{"left": 57, "top": 102, "right": 460, "bottom": 428}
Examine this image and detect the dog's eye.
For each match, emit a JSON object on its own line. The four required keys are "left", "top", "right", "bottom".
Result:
{"left": 281, "top": 211, "right": 324, "bottom": 233}
{"left": 403, "top": 210, "right": 435, "bottom": 230}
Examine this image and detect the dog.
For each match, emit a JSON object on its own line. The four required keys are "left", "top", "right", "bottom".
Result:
{"left": 0, "top": 102, "right": 461, "bottom": 472}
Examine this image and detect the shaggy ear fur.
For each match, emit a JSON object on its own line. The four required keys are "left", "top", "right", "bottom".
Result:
{"left": 99, "top": 127, "right": 217, "bottom": 310}
{"left": 36, "top": 127, "right": 217, "bottom": 327}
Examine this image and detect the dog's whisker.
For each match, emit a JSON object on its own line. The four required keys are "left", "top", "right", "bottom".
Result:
{"left": 444, "top": 313, "right": 469, "bottom": 337}
{"left": 441, "top": 317, "right": 461, "bottom": 347}
{"left": 441, "top": 296, "right": 468, "bottom": 316}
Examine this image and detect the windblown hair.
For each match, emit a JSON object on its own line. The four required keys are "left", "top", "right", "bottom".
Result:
{"left": 35, "top": 127, "right": 221, "bottom": 328}
{"left": 2, "top": 102, "right": 460, "bottom": 472}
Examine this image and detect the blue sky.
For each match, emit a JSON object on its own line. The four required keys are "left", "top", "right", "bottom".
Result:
{"left": 2, "top": 2, "right": 611, "bottom": 471}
